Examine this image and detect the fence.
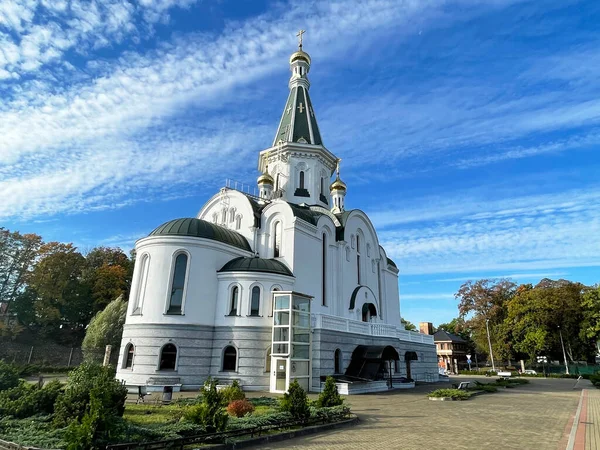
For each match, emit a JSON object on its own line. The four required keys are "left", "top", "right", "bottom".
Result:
{"left": 0, "top": 341, "right": 119, "bottom": 368}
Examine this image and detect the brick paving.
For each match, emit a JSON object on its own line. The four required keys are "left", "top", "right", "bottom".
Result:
{"left": 255, "top": 377, "right": 590, "bottom": 450}
{"left": 584, "top": 389, "right": 600, "bottom": 450}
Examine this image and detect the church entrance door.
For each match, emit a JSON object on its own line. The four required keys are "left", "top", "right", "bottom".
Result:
{"left": 275, "top": 359, "right": 287, "bottom": 392}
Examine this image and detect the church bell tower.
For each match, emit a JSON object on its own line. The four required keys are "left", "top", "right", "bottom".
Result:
{"left": 257, "top": 31, "right": 339, "bottom": 208}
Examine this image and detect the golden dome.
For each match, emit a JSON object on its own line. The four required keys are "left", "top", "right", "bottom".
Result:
{"left": 330, "top": 176, "right": 347, "bottom": 192}
{"left": 257, "top": 172, "right": 274, "bottom": 185}
{"left": 290, "top": 50, "right": 311, "bottom": 65}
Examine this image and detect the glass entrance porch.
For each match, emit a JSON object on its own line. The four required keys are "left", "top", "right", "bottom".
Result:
{"left": 270, "top": 291, "right": 312, "bottom": 393}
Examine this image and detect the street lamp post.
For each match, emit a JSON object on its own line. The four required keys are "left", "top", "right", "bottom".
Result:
{"left": 558, "top": 325, "right": 570, "bottom": 375}
{"left": 485, "top": 318, "right": 496, "bottom": 372}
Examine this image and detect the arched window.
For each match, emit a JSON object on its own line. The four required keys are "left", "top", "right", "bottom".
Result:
{"left": 356, "top": 235, "right": 361, "bottom": 284}
{"left": 132, "top": 254, "right": 149, "bottom": 314}
{"left": 168, "top": 253, "right": 187, "bottom": 314}
{"left": 265, "top": 347, "right": 272, "bottom": 373}
{"left": 159, "top": 343, "right": 177, "bottom": 370}
{"left": 322, "top": 233, "right": 327, "bottom": 306}
{"left": 299, "top": 171, "right": 305, "bottom": 189}
{"left": 269, "top": 287, "right": 280, "bottom": 317}
{"left": 221, "top": 209, "right": 227, "bottom": 223}
{"left": 229, "top": 286, "right": 239, "bottom": 316}
{"left": 235, "top": 215, "right": 242, "bottom": 230}
{"left": 276, "top": 173, "right": 281, "bottom": 191}
{"left": 250, "top": 286, "right": 260, "bottom": 316}
{"left": 222, "top": 346, "right": 237, "bottom": 371}
{"left": 320, "top": 177, "right": 324, "bottom": 195}
{"left": 273, "top": 221, "right": 282, "bottom": 257}
{"left": 229, "top": 209, "right": 235, "bottom": 223}
{"left": 334, "top": 348, "right": 342, "bottom": 374}
{"left": 124, "top": 343, "right": 135, "bottom": 369}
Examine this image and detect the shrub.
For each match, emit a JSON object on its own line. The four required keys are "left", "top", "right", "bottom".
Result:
{"left": 427, "top": 389, "right": 470, "bottom": 400}
{"left": 310, "top": 404, "right": 351, "bottom": 422}
{"left": 220, "top": 379, "right": 245, "bottom": 405}
{"left": 0, "top": 415, "right": 67, "bottom": 449}
{"left": 279, "top": 380, "right": 310, "bottom": 420}
{"left": 317, "top": 377, "right": 344, "bottom": 408}
{"left": 184, "top": 377, "right": 228, "bottom": 433}
{"left": 82, "top": 296, "right": 127, "bottom": 363}
{"left": 470, "top": 384, "right": 497, "bottom": 393}
{"left": 53, "top": 362, "right": 127, "bottom": 428}
{"left": 64, "top": 386, "right": 127, "bottom": 450}
{"left": 226, "top": 399, "right": 255, "bottom": 417}
{"left": 249, "top": 396, "right": 279, "bottom": 407}
{"left": 0, "top": 360, "right": 20, "bottom": 391}
{"left": 228, "top": 411, "right": 293, "bottom": 430}
{"left": 0, "top": 380, "right": 63, "bottom": 418}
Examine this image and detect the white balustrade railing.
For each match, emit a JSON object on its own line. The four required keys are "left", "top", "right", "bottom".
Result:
{"left": 312, "top": 314, "right": 434, "bottom": 344}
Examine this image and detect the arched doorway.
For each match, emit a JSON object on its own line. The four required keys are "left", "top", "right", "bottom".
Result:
{"left": 361, "top": 303, "right": 377, "bottom": 322}
{"left": 405, "top": 351, "right": 418, "bottom": 381}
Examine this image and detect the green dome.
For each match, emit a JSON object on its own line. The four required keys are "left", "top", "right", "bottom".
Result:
{"left": 218, "top": 257, "right": 293, "bottom": 277}
{"left": 149, "top": 218, "right": 251, "bottom": 252}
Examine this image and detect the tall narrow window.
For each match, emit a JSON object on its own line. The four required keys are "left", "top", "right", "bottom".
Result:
{"left": 159, "top": 344, "right": 177, "bottom": 370}
{"left": 322, "top": 233, "right": 327, "bottom": 306}
{"left": 250, "top": 286, "right": 260, "bottom": 316}
{"left": 320, "top": 177, "right": 324, "bottom": 194}
{"left": 168, "top": 253, "right": 187, "bottom": 314}
{"left": 235, "top": 215, "right": 242, "bottom": 230}
{"left": 299, "top": 171, "right": 305, "bottom": 189}
{"left": 265, "top": 347, "right": 272, "bottom": 373}
{"left": 356, "top": 235, "right": 361, "bottom": 284}
{"left": 133, "top": 254, "right": 149, "bottom": 314}
{"left": 229, "top": 286, "right": 239, "bottom": 316}
{"left": 222, "top": 346, "right": 237, "bottom": 371}
{"left": 276, "top": 173, "right": 281, "bottom": 191}
{"left": 334, "top": 348, "right": 342, "bottom": 374}
{"left": 124, "top": 343, "right": 135, "bottom": 369}
{"left": 273, "top": 221, "right": 281, "bottom": 257}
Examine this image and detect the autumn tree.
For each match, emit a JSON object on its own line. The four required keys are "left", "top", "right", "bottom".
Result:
{"left": 456, "top": 279, "right": 517, "bottom": 364}
{"left": 84, "top": 247, "right": 132, "bottom": 313}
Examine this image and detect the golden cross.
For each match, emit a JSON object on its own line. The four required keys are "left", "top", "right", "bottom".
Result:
{"left": 336, "top": 158, "right": 341, "bottom": 177}
{"left": 296, "top": 29, "right": 305, "bottom": 49}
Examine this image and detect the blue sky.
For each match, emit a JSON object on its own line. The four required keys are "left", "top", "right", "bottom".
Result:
{"left": 1, "top": 0, "right": 599, "bottom": 327}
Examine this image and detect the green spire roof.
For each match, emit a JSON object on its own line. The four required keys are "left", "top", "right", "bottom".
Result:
{"left": 273, "top": 86, "right": 323, "bottom": 146}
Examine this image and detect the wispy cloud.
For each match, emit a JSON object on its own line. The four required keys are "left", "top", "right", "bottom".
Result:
{"left": 379, "top": 187, "right": 600, "bottom": 275}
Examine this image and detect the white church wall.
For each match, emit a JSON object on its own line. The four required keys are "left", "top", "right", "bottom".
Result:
{"left": 197, "top": 190, "right": 259, "bottom": 248}
{"left": 214, "top": 272, "right": 294, "bottom": 327}
{"left": 126, "top": 235, "right": 251, "bottom": 327}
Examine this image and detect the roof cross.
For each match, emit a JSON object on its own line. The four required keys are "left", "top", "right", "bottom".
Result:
{"left": 297, "top": 102, "right": 304, "bottom": 113}
{"left": 296, "top": 29, "right": 305, "bottom": 49}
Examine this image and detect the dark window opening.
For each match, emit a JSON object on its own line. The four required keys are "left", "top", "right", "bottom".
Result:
{"left": 168, "top": 253, "right": 187, "bottom": 314}
{"left": 124, "top": 344, "right": 134, "bottom": 369}
{"left": 229, "top": 286, "right": 239, "bottom": 316}
{"left": 250, "top": 286, "right": 260, "bottom": 316}
{"left": 159, "top": 344, "right": 177, "bottom": 370}
{"left": 299, "top": 171, "right": 305, "bottom": 189}
{"left": 334, "top": 348, "right": 342, "bottom": 374}
{"left": 322, "top": 234, "right": 327, "bottom": 306}
{"left": 223, "top": 346, "right": 237, "bottom": 371}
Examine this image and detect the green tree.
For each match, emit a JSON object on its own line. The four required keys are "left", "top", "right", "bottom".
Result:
{"left": 317, "top": 377, "right": 343, "bottom": 407}
{"left": 401, "top": 318, "right": 417, "bottom": 331}
{"left": 82, "top": 296, "right": 127, "bottom": 362}
{"left": 184, "top": 377, "right": 228, "bottom": 433}
{"left": 280, "top": 379, "right": 310, "bottom": 420}
{"left": 28, "top": 242, "right": 92, "bottom": 339}
{"left": 0, "top": 228, "right": 42, "bottom": 336}
{"left": 581, "top": 285, "right": 600, "bottom": 351}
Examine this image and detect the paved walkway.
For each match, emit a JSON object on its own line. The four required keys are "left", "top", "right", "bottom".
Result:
{"left": 256, "top": 376, "right": 593, "bottom": 450}
{"left": 567, "top": 387, "right": 600, "bottom": 450}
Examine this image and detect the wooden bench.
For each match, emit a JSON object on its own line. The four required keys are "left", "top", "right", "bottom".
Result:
{"left": 497, "top": 371, "right": 512, "bottom": 380}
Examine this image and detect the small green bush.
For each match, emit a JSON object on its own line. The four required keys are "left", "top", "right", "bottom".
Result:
{"left": 53, "top": 362, "right": 127, "bottom": 427}
{"left": 427, "top": 389, "right": 470, "bottom": 400}
{"left": 184, "top": 377, "right": 228, "bottom": 433}
{"left": 0, "top": 380, "right": 63, "bottom": 418}
{"left": 279, "top": 380, "right": 310, "bottom": 420}
{"left": 226, "top": 399, "right": 255, "bottom": 417}
{"left": 310, "top": 404, "right": 351, "bottom": 422}
{"left": 227, "top": 411, "right": 293, "bottom": 430}
{"left": 249, "top": 396, "right": 279, "bottom": 407}
{"left": 0, "top": 415, "right": 67, "bottom": 448}
{"left": 317, "top": 377, "right": 344, "bottom": 408}
{"left": 469, "top": 384, "right": 497, "bottom": 393}
{"left": 220, "top": 380, "right": 245, "bottom": 405}
{"left": 0, "top": 360, "right": 20, "bottom": 391}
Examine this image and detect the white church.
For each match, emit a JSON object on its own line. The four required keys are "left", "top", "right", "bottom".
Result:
{"left": 116, "top": 34, "right": 437, "bottom": 394}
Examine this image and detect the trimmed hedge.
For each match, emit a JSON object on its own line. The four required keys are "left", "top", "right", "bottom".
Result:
{"left": 428, "top": 389, "right": 470, "bottom": 400}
